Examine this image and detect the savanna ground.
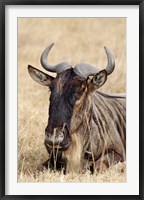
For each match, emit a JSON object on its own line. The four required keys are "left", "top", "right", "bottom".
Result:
{"left": 18, "top": 18, "right": 126, "bottom": 182}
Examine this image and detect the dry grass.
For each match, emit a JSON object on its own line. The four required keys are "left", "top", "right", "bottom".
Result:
{"left": 18, "top": 18, "right": 126, "bottom": 182}
{"left": 19, "top": 162, "right": 126, "bottom": 182}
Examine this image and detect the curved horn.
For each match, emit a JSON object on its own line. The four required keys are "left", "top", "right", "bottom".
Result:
{"left": 40, "top": 43, "right": 71, "bottom": 73}
{"left": 74, "top": 47, "right": 115, "bottom": 78}
{"left": 104, "top": 47, "right": 115, "bottom": 75}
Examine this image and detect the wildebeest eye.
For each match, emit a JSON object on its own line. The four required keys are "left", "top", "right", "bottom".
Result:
{"left": 69, "top": 89, "right": 83, "bottom": 104}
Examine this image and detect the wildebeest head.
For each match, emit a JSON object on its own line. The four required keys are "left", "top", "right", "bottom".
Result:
{"left": 28, "top": 43, "right": 115, "bottom": 151}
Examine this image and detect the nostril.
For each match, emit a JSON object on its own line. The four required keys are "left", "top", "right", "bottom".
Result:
{"left": 62, "top": 125, "right": 69, "bottom": 136}
{"left": 45, "top": 134, "right": 55, "bottom": 147}
{"left": 59, "top": 131, "right": 64, "bottom": 137}
{"left": 58, "top": 131, "right": 64, "bottom": 141}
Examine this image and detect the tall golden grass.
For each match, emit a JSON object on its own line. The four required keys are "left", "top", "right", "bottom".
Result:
{"left": 18, "top": 18, "right": 126, "bottom": 182}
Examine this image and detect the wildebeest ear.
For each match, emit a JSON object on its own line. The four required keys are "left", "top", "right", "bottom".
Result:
{"left": 28, "top": 65, "right": 54, "bottom": 86}
{"left": 93, "top": 70, "right": 107, "bottom": 87}
{"left": 88, "top": 70, "right": 107, "bottom": 92}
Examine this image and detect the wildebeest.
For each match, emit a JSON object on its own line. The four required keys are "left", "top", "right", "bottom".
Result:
{"left": 28, "top": 43, "right": 126, "bottom": 174}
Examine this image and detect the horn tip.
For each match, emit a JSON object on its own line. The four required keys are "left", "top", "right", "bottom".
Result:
{"left": 46, "top": 42, "right": 55, "bottom": 50}
{"left": 104, "top": 46, "right": 108, "bottom": 52}
{"left": 50, "top": 42, "right": 55, "bottom": 47}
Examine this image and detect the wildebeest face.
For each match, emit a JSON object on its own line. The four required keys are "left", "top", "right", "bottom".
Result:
{"left": 46, "top": 69, "right": 88, "bottom": 150}
{"left": 28, "top": 66, "right": 88, "bottom": 150}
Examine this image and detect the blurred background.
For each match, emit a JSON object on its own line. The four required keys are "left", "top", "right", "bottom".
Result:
{"left": 18, "top": 18, "right": 126, "bottom": 182}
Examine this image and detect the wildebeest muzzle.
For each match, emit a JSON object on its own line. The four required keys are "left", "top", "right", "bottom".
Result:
{"left": 45, "top": 124, "right": 71, "bottom": 150}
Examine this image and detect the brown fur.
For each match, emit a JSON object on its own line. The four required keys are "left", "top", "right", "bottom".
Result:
{"left": 62, "top": 133, "right": 83, "bottom": 173}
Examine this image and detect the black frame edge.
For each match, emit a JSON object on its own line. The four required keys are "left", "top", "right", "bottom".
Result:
{"left": 0, "top": 195, "right": 142, "bottom": 200}
{"left": 0, "top": 0, "right": 5, "bottom": 199}
{"left": 0, "top": 0, "right": 143, "bottom": 5}
{"left": 139, "top": 1, "right": 144, "bottom": 200}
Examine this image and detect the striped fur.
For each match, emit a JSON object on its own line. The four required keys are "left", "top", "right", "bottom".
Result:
{"left": 66, "top": 91, "right": 126, "bottom": 172}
